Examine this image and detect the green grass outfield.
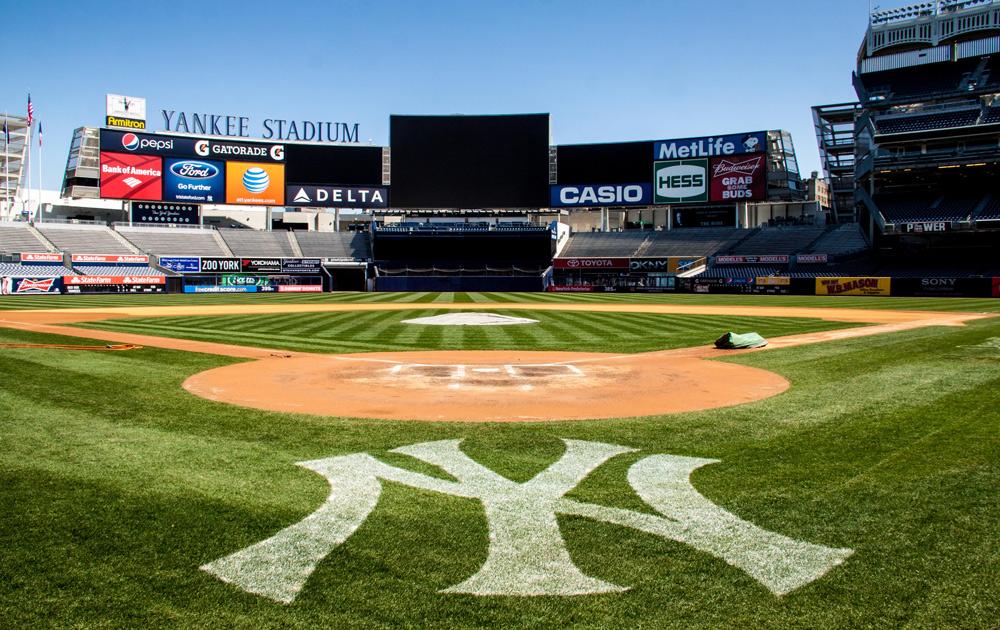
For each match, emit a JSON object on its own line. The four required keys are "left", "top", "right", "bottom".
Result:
{"left": 1, "top": 293, "right": 999, "bottom": 628}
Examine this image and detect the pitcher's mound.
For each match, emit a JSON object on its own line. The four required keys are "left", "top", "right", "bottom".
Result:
{"left": 183, "top": 350, "right": 790, "bottom": 422}
{"left": 401, "top": 313, "right": 539, "bottom": 326}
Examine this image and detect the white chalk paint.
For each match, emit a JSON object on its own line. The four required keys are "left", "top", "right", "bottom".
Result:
{"left": 201, "top": 440, "right": 852, "bottom": 603}
{"left": 401, "top": 313, "right": 540, "bottom": 326}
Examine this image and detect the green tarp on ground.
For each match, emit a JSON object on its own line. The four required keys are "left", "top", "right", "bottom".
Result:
{"left": 714, "top": 332, "right": 768, "bottom": 349}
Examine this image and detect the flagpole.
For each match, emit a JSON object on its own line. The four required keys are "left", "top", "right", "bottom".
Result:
{"left": 3, "top": 112, "right": 8, "bottom": 221}
{"left": 25, "top": 121, "right": 31, "bottom": 222}
{"left": 36, "top": 123, "right": 42, "bottom": 224}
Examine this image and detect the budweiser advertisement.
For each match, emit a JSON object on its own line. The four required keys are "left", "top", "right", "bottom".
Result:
{"left": 553, "top": 258, "right": 629, "bottom": 270}
{"left": 70, "top": 254, "right": 150, "bottom": 264}
{"left": 100, "top": 152, "right": 163, "bottom": 201}
{"left": 709, "top": 154, "right": 766, "bottom": 203}
{"left": 19, "top": 252, "right": 64, "bottom": 263}
{"left": 64, "top": 275, "right": 166, "bottom": 286}
{"left": 0, "top": 277, "right": 62, "bottom": 295}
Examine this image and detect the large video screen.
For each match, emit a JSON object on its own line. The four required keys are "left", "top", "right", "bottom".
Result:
{"left": 555, "top": 141, "right": 653, "bottom": 185}
{"left": 389, "top": 114, "right": 550, "bottom": 208}
{"left": 283, "top": 144, "right": 383, "bottom": 187}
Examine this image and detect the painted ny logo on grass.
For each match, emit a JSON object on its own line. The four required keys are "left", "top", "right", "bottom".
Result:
{"left": 202, "top": 440, "right": 852, "bottom": 603}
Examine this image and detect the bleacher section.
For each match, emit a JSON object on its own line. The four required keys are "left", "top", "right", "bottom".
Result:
{"left": 0, "top": 223, "right": 53, "bottom": 254}
{"left": 643, "top": 229, "right": 746, "bottom": 257}
{"left": 875, "top": 109, "right": 980, "bottom": 134}
{"left": 73, "top": 265, "right": 167, "bottom": 277}
{"left": 0, "top": 263, "right": 73, "bottom": 277}
{"left": 117, "top": 226, "right": 230, "bottom": 257}
{"left": 218, "top": 229, "right": 296, "bottom": 257}
{"left": 876, "top": 194, "right": 978, "bottom": 223}
{"left": 977, "top": 196, "right": 1000, "bottom": 220}
{"left": 727, "top": 226, "right": 826, "bottom": 256}
{"left": 36, "top": 224, "right": 136, "bottom": 255}
{"left": 559, "top": 232, "right": 648, "bottom": 257}
{"left": 859, "top": 58, "right": 990, "bottom": 103}
{"left": 294, "top": 231, "right": 371, "bottom": 259}
{"left": 805, "top": 224, "right": 868, "bottom": 256}
{"left": 699, "top": 265, "right": 785, "bottom": 279}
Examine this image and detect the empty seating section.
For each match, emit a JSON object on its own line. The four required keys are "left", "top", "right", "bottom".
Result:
{"left": 806, "top": 224, "right": 869, "bottom": 256}
{"left": 117, "top": 227, "right": 229, "bottom": 257}
{"left": 861, "top": 59, "right": 983, "bottom": 101}
{"left": 877, "top": 195, "right": 977, "bottom": 222}
{"left": 0, "top": 263, "right": 72, "bottom": 277}
{"left": 700, "top": 265, "right": 784, "bottom": 278}
{"left": 0, "top": 223, "right": 53, "bottom": 254}
{"left": 560, "top": 232, "right": 648, "bottom": 257}
{"left": 978, "top": 196, "right": 1000, "bottom": 220}
{"left": 729, "top": 226, "right": 826, "bottom": 256}
{"left": 982, "top": 107, "right": 1000, "bottom": 124}
{"left": 294, "top": 231, "right": 371, "bottom": 259}
{"left": 36, "top": 225, "right": 135, "bottom": 255}
{"left": 643, "top": 229, "right": 745, "bottom": 257}
{"left": 875, "top": 109, "right": 980, "bottom": 134}
{"left": 219, "top": 229, "right": 295, "bottom": 257}
{"left": 74, "top": 265, "right": 166, "bottom": 277}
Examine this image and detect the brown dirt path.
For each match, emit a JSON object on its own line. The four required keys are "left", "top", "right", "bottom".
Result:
{"left": 0, "top": 302, "right": 993, "bottom": 422}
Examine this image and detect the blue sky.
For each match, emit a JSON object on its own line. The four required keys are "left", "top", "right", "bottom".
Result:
{"left": 8, "top": 0, "right": 883, "bottom": 189}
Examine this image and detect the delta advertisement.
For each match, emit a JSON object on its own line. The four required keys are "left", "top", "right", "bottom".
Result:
{"left": 100, "top": 152, "right": 163, "bottom": 200}
{"left": 226, "top": 162, "right": 285, "bottom": 205}
{"left": 286, "top": 185, "right": 389, "bottom": 209}
{"left": 816, "top": 277, "right": 891, "bottom": 296}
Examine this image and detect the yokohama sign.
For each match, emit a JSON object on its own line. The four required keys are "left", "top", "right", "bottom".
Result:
{"left": 64, "top": 275, "right": 165, "bottom": 285}
{"left": 553, "top": 258, "right": 629, "bottom": 270}
{"left": 70, "top": 254, "right": 150, "bottom": 264}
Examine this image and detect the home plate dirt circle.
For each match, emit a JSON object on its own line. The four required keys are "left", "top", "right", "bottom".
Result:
{"left": 182, "top": 350, "right": 790, "bottom": 422}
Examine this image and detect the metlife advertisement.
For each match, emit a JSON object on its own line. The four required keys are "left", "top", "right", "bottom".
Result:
{"left": 653, "top": 132, "right": 767, "bottom": 160}
{"left": 163, "top": 158, "right": 225, "bottom": 203}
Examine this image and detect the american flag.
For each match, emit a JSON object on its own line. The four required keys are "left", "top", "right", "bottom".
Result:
{"left": 27, "top": 94, "right": 34, "bottom": 126}
{"left": 38, "top": 122, "right": 42, "bottom": 147}
{"left": 2, "top": 119, "right": 8, "bottom": 145}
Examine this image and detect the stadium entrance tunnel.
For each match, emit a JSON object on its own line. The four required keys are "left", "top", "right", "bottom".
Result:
{"left": 182, "top": 350, "right": 790, "bottom": 422}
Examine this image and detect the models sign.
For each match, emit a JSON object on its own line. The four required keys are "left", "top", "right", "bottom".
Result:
{"left": 654, "top": 132, "right": 766, "bottom": 160}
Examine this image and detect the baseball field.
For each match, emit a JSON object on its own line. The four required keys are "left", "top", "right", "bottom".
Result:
{"left": 1, "top": 292, "right": 998, "bottom": 628}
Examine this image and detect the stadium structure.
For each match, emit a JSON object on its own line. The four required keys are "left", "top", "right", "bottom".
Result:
{"left": 2, "top": 2, "right": 999, "bottom": 298}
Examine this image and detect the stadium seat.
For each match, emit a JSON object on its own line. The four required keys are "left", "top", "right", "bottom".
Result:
{"left": 36, "top": 224, "right": 137, "bottom": 255}
{"left": 0, "top": 222, "right": 57, "bottom": 254}
{"left": 293, "top": 231, "right": 372, "bottom": 259}
{"left": 218, "top": 229, "right": 296, "bottom": 257}
{"left": 116, "top": 226, "right": 231, "bottom": 257}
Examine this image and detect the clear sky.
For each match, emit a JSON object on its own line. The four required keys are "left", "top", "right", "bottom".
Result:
{"left": 7, "top": 0, "right": 886, "bottom": 190}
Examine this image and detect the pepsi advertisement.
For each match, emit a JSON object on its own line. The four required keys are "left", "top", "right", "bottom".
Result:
{"left": 100, "top": 129, "right": 197, "bottom": 157}
{"left": 163, "top": 159, "right": 225, "bottom": 203}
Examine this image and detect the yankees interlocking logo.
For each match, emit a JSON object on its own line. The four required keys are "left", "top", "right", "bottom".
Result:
{"left": 202, "top": 440, "right": 852, "bottom": 602}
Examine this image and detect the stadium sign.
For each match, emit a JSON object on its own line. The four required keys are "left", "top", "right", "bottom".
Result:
{"left": 281, "top": 258, "right": 323, "bottom": 274}
{"left": 629, "top": 258, "right": 670, "bottom": 272}
{"left": 159, "top": 256, "right": 200, "bottom": 273}
{"left": 201, "top": 440, "right": 851, "bottom": 602}
{"left": 63, "top": 275, "right": 165, "bottom": 285}
{"left": 550, "top": 184, "right": 652, "bottom": 208}
{"left": 0, "top": 277, "right": 62, "bottom": 295}
{"left": 903, "top": 222, "right": 948, "bottom": 233}
{"left": 816, "top": 277, "right": 891, "bottom": 297}
{"left": 200, "top": 257, "right": 242, "bottom": 273}
{"left": 240, "top": 258, "right": 282, "bottom": 273}
{"left": 70, "top": 254, "right": 149, "bottom": 264}
{"left": 286, "top": 185, "right": 389, "bottom": 209}
{"left": 161, "top": 110, "right": 360, "bottom": 143}
{"left": 106, "top": 94, "right": 147, "bottom": 130}
{"left": 709, "top": 154, "right": 766, "bottom": 202}
{"left": 553, "top": 257, "right": 629, "bottom": 270}
{"left": 654, "top": 132, "right": 766, "bottom": 160}
{"left": 654, "top": 160, "right": 708, "bottom": 204}
{"left": 716, "top": 255, "right": 789, "bottom": 264}
{"left": 19, "top": 252, "right": 63, "bottom": 263}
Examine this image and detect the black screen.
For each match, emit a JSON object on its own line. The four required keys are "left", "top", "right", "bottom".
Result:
{"left": 284, "top": 144, "right": 383, "bottom": 186}
{"left": 390, "top": 114, "right": 550, "bottom": 208}
{"left": 555, "top": 141, "right": 653, "bottom": 185}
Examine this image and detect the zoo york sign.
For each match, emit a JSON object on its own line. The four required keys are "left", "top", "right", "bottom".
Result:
{"left": 202, "top": 440, "right": 852, "bottom": 602}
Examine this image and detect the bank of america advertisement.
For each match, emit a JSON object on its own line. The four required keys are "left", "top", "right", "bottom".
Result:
{"left": 100, "top": 152, "right": 163, "bottom": 200}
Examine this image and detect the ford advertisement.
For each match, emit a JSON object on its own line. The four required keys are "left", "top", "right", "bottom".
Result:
{"left": 163, "top": 159, "right": 225, "bottom": 203}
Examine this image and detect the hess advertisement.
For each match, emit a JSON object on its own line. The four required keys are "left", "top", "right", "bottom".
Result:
{"left": 225, "top": 162, "right": 285, "bottom": 205}
{"left": 709, "top": 154, "right": 766, "bottom": 202}
{"left": 654, "top": 160, "right": 708, "bottom": 204}
{"left": 164, "top": 158, "right": 225, "bottom": 203}
{"left": 100, "top": 152, "right": 163, "bottom": 200}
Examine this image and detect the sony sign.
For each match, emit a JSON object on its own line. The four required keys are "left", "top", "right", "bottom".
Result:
{"left": 654, "top": 132, "right": 767, "bottom": 160}
{"left": 550, "top": 183, "right": 652, "bottom": 208}
{"left": 162, "top": 110, "right": 360, "bottom": 143}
